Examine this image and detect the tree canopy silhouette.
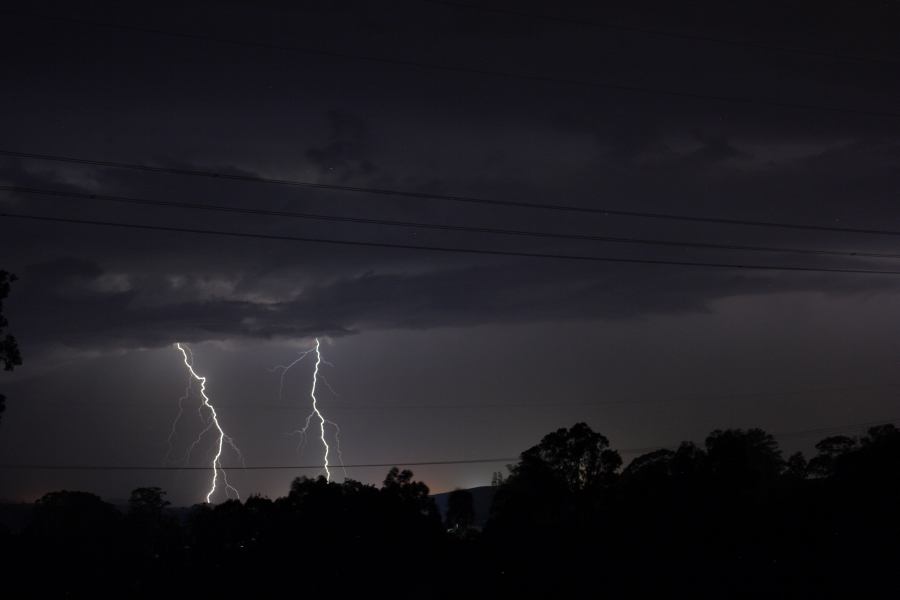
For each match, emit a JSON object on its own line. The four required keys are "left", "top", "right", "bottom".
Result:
{"left": 4, "top": 424, "right": 900, "bottom": 598}
{"left": 445, "top": 488, "right": 475, "bottom": 535}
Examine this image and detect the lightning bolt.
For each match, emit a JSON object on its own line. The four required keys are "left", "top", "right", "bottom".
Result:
{"left": 175, "top": 343, "right": 243, "bottom": 503}
{"left": 308, "top": 340, "right": 332, "bottom": 481}
{"left": 270, "top": 338, "right": 346, "bottom": 482}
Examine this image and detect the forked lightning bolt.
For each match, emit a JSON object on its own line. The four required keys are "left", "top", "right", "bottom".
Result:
{"left": 270, "top": 338, "right": 346, "bottom": 482}
{"left": 175, "top": 343, "right": 243, "bottom": 503}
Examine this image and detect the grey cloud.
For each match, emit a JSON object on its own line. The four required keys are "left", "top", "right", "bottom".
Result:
{"left": 10, "top": 250, "right": 900, "bottom": 354}
{"left": 6, "top": 123, "right": 900, "bottom": 358}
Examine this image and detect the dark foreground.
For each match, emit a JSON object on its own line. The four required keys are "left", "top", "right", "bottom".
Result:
{"left": 3, "top": 422, "right": 899, "bottom": 598}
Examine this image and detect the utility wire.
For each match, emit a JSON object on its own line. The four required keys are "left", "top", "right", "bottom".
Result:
{"left": 4, "top": 10, "right": 900, "bottom": 119}
{"left": 24, "top": 382, "right": 900, "bottom": 411}
{"left": 4, "top": 149, "right": 900, "bottom": 238}
{"left": 417, "top": 0, "right": 900, "bottom": 66}
{"left": 1, "top": 418, "right": 896, "bottom": 471}
{"left": 7, "top": 185, "right": 900, "bottom": 261}
{"left": 7, "top": 211, "right": 900, "bottom": 275}
{"left": 0, "top": 458, "right": 518, "bottom": 471}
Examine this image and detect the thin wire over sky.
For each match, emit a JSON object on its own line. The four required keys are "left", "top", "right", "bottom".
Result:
{"left": 6, "top": 149, "right": 900, "bottom": 237}
{"left": 7, "top": 185, "right": 900, "bottom": 261}
{"left": 1, "top": 415, "right": 895, "bottom": 471}
{"left": 7, "top": 211, "right": 900, "bottom": 275}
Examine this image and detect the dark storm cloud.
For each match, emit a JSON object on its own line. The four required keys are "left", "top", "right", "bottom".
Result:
{"left": 10, "top": 246, "right": 900, "bottom": 352}
{"left": 305, "top": 109, "right": 377, "bottom": 181}
{"left": 6, "top": 126, "right": 900, "bottom": 358}
{"left": 4, "top": 0, "right": 900, "bottom": 354}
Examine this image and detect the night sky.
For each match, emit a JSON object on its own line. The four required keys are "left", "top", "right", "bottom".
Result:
{"left": 2, "top": 0, "right": 900, "bottom": 505}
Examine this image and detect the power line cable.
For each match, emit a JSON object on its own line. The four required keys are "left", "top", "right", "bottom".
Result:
{"left": 8, "top": 185, "right": 900, "bottom": 261}
{"left": 0, "top": 457, "right": 518, "bottom": 471}
{"left": 5, "top": 149, "right": 900, "bottom": 238}
{"left": 23, "top": 382, "right": 900, "bottom": 411}
{"left": 6, "top": 211, "right": 900, "bottom": 275}
{"left": 3, "top": 10, "right": 900, "bottom": 119}
{"left": 1, "top": 417, "right": 896, "bottom": 471}
{"left": 417, "top": 0, "right": 900, "bottom": 66}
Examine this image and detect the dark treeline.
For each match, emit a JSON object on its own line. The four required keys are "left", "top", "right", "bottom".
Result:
{"left": 3, "top": 422, "right": 900, "bottom": 598}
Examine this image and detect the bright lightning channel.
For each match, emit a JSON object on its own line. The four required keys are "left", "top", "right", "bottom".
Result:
{"left": 270, "top": 338, "right": 346, "bottom": 482}
{"left": 175, "top": 343, "right": 243, "bottom": 503}
{"left": 309, "top": 340, "right": 332, "bottom": 480}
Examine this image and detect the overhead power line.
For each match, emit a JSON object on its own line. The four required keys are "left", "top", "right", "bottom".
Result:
{"left": 2, "top": 417, "right": 896, "bottom": 471}
{"left": 4, "top": 10, "right": 900, "bottom": 119}
{"left": 8, "top": 185, "right": 900, "bottom": 261}
{"left": 5, "top": 211, "right": 900, "bottom": 276}
{"left": 418, "top": 0, "right": 900, "bottom": 66}
{"left": 0, "top": 457, "right": 517, "bottom": 471}
{"left": 24, "top": 382, "right": 900, "bottom": 411}
{"left": 4, "top": 149, "right": 900, "bottom": 238}
{"left": 27, "top": 387, "right": 900, "bottom": 416}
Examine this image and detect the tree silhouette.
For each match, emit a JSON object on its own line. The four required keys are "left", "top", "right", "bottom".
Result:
{"left": 490, "top": 470, "right": 504, "bottom": 486}
{"left": 818, "top": 424, "right": 900, "bottom": 485}
{"left": 518, "top": 421, "right": 622, "bottom": 492}
{"left": 29, "top": 489, "right": 120, "bottom": 540}
{"left": 7, "top": 423, "right": 900, "bottom": 597}
{"left": 445, "top": 488, "right": 475, "bottom": 535}
{"left": 128, "top": 486, "right": 171, "bottom": 518}
{"left": 808, "top": 434, "right": 858, "bottom": 478}
{"left": 491, "top": 422, "right": 623, "bottom": 530}
{"left": 784, "top": 451, "right": 808, "bottom": 480}
{"left": 382, "top": 467, "right": 434, "bottom": 512}
{"left": 704, "top": 427, "right": 783, "bottom": 495}
{"left": 124, "top": 487, "right": 181, "bottom": 595}
{"left": 485, "top": 422, "right": 624, "bottom": 595}
{"left": 24, "top": 490, "right": 123, "bottom": 595}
